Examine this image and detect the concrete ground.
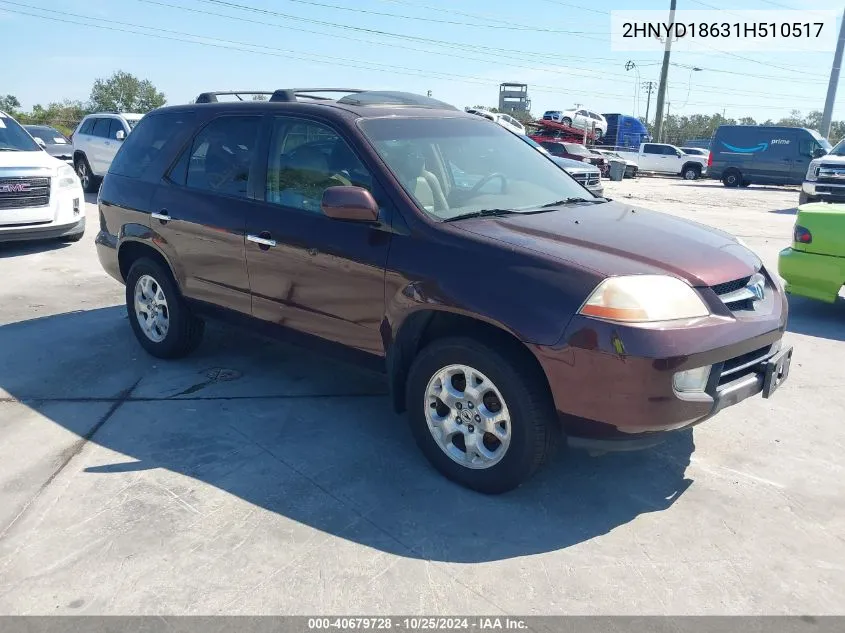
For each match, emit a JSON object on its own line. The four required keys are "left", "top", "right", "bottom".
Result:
{"left": 0, "top": 180, "right": 843, "bottom": 615}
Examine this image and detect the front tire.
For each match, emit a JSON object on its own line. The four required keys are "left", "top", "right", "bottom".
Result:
{"left": 561, "top": 117, "right": 572, "bottom": 127}
{"left": 74, "top": 155, "right": 98, "bottom": 194}
{"left": 798, "top": 191, "right": 818, "bottom": 205}
{"left": 406, "top": 337, "right": 558, "bottom": 494}
{"left": 125, "top": 257, "right": 204, "bottom": 359}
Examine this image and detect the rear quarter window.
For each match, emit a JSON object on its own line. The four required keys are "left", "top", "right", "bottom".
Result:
{"left": 109, "top": 110, "right": 197, "bottom": 180}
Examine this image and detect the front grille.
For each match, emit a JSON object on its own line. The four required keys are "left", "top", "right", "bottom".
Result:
{"left": 711, "top": 274, "right": 760, "bottom": 312}
{"left": 0, "top": 177, "right": 51, "bottom": 209}
{"left": 711, "top": 276, "right": 750, "bottom": 296}
{"left": 571, "top": 173, "right": 600, "bottom": 186}
{"left": 718, "top": 345, "right": 772, "bottom": 385}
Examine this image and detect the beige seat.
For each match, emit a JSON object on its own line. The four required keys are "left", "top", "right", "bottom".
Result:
{"left": 392, "top": 152, "right": 448, "bottom": 213}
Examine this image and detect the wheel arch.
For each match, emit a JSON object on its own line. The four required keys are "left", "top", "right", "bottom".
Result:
{"left": 387, "top": 309, "right": 552, "bottom": 415}
{"left": 682, "top": 161, "right": 702, "bottom": 174}
{"left": 117, "top": 238, "right": 180, "bottom": 291}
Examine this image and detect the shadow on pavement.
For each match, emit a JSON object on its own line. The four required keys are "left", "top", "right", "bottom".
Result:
{"left": 0, "top": 240, "right": 71, "bottom": 259}
{"left": 1, "top": 306, "right": 695, "bottom": 563}
{"left": 770, "top": 207, "right": 798, "bottom": 215}
{"left": 786, "top": 296, "right": 845, "bottom": 342}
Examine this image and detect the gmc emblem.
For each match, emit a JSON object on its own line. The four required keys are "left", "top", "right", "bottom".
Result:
{"left": 0, "top": 183, "right": 31, "bottom": 193}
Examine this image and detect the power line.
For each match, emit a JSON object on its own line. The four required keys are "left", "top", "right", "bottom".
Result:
{"left": 534, "top": 0, "right": 609, "bottom": 16}
{"left": 139, "top": 0, "right": 828, "bottom": 100}
{"left": 0, "top": 1, "right": 829, "bottom": 113}
{"left": 222, "top": 0, "right": 611, "bottom": 38}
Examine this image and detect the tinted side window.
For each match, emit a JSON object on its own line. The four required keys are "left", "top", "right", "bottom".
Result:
{"left": 265, "top": 117, "right": 373, "bottom": 214}
{"left": 110, "top": 110, "right": 197, "bottom": 179}
{"left": 798, "top": 138, "right": 817, "bottom": 157}
{"left": 92, "top": 118, "right": 111, "bottom": 138}
{"left": 80, "top": 119, "right": 95, "bottom": 135}
{"left": 108, "top": 119, "right": 124, "bottom": 140}
{"left": 185, "top": 116, "right": 260, "bottom": 198}
{"left": 643, "top": 144, "right": 660, "bottom": 154}
{"left": 662, "top": 145, "right": 679, "bottom": 155}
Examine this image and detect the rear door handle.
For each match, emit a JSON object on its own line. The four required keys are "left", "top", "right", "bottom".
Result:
{"left": 151, "top": 210, "right": 171, "bottom": 222}
{"left": 247, "top": 233, "right": 277, "bottom": 248}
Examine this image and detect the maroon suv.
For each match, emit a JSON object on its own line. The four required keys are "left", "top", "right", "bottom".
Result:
{"left": 95, "top": 89, "right": 792, "bottom": 494}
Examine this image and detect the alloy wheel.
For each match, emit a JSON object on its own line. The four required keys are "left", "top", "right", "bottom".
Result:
{"left": 134, "top": 274, "right": 170, "bottom": 343}
{"left": 424, "top": 364, "right": 511, "bottom": 469}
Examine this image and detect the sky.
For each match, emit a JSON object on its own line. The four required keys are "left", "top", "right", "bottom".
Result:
{"left": 1, "top": 0, "right": 844, "bottom": 123}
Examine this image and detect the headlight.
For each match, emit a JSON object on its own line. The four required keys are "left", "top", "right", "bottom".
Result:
{"left": 57, "top": 165, "right": 79, "bottom": 189}
{"left": 805, "top": 161, "right": 820, "bottom": 182}
{"left": 579, "top": 275, "right": 710, "bottom": 323}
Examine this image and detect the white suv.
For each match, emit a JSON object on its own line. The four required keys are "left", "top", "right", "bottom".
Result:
{"left": 0, "top": 110, "right": 85, "bottom": 243}
{"left": 464, "top": 108, "right": 526, "bottom": 135}
{"left": 72, "top": 112, "right": 143, "bottom": 192}
{"left": 543, "top": 108, "right": 607, "bottom": 139}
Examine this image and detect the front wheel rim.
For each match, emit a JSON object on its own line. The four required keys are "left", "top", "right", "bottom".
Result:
{"left": 134, "top": 274, "right": 170, "bottom": 343}
{"left": 424, "top": 364, "right": 512, "bottom": 470}
{"left": 77, "top": 162, "right": 89, "bottom": 188}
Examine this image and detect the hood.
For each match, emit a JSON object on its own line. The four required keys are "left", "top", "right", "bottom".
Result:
{"left": 553, "top": 156, "right": 598, "bottom": 173}
{"left": 817, "top": 154, "right": 845, "bottom": 164}
{"left": 454, "top": 200, "right": 760, "bottom": 287}
{"left": 0, "top": 150, "right": 62, "bottom": 171}
{"left": 44, "top": 143, "right": 73, "bottom": 159}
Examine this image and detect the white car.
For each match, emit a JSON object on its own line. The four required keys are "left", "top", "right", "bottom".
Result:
{"left": 464, "top": 108, "right": 526, "bottom": 135}
{"left": 543, "top": 108, "right": 607, "bottom": 139}
{"left": 72, "top": 112, "right": 144, "bottom": 192}
{"left": 0, "top": 110, "right": 85, "bottom": 243}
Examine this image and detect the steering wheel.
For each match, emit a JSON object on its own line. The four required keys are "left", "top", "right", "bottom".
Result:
{"left": 468, "top": 172, "right": 507, "bottom": 197}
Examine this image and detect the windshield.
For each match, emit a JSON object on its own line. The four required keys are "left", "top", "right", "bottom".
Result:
{"left": 827, "top": 138, "right": 845, "bottom": 156}
{"left": 24, "top": 126, "right": 69, "bottom": 145}
{"left": 562, "top": 143, "right": 591, "bottom": 157}
{"left": 810, "top": 130, "right": 833, "bottom": 151}
{"left": 0, "top": 113, "right": 41, "bottom": 152}
{"left": 360, "top": 117, "right": 595, "bottom": 220}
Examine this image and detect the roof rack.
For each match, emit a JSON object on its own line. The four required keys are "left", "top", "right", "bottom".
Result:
{"left": 195, "top": 91, "right": 275, "bottom": 103}
{"left": 269, "top": 88, "right": 365, "bottom": 102}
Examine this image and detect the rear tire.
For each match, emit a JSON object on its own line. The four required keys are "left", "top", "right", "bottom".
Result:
{"left": 561, "top": 117, "right": 572, "bottom": 127}
{"left": 74, "top": 154, "right": 98, "bottom": 194}
{"left": 125, "top": 257, "right": 204, "bottom": 359}
{"left": 682, "top": 164, "right": 701, "bottom": 180}
{"left": 406, "top": 337, "right": 558, "bottom": 494}
{"left": 722, "top": 169, "right": 742, "bottom": 187}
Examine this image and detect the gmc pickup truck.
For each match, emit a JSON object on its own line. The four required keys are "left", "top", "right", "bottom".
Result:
{"left": 613, "top": 143, "right": 708, "bottom": 180}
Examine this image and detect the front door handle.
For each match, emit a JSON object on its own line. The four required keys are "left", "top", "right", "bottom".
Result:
{"left": 151, "top": 210, "right": 170, "bottom": 222}
{"left": 247, "top": 233, "right": 277, "bottom": 248}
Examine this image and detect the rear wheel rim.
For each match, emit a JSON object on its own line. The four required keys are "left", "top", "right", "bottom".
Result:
{"left": 134, "top": 274, "right": 170, "bottom": 343}
{"left": 424, "top": 364, "right": 512, "bottom": 470}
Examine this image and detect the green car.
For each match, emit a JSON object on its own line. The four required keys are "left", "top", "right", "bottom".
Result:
{"left": 778, "top": 202, "right": 845, "bottom": 303}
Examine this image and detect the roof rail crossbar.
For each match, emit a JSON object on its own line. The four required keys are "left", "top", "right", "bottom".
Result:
{"left": 269, "top": 88, "right": 366, "bottom": 102}
{"left": 195, "top": 91, "right": 275, "bottom": 103}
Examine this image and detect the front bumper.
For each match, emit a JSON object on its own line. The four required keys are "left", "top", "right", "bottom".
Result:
{"left": 530, "top": 289, "right": 789, "bottom": 446}
{"left": 0, "top": 217, "right": 85, "bottom": 243}
{"left": 802, "top": 181, "right": 845, "bottom": 202}
{"left": 778, "top": 246, "right": 845, "bottom": 303}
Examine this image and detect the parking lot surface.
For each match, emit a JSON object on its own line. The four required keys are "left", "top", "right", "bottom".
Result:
{"left": 1, "top": 180, "right": 844, "bottom": 615}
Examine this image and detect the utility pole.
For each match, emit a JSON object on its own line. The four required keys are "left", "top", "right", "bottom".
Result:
{"left": 821, "top": 7, "right": 845, "bottom": 139}
{"left": 642, "top": 81, "right": 657, "bottom": 125}
{"left": 653, "top": 0, "right": 677, "bottom": 143}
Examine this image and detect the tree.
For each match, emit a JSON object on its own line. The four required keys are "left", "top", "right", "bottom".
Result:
{"left": 0, "top": 94, "right": 21, "bottom": 114}
{"left": 89, "top": 71, "right": 165, "bottom": 113}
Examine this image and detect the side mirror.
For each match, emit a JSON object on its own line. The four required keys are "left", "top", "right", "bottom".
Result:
{"left": 813, "top": 147, "right": 827, "bottom": 158}
{"left": 34, "top": 137, "right": 46, "bottom": 148}
{"left": 115, "top": 129, "right": 125, "bottom": 141}
{"left": 321, "top": 186, "right": 379, "bottom": 222}
{"left": 676, "top": 150, "right": 683, "bottom": 157}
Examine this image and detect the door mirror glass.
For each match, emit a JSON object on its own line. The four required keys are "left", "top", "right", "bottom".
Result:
{"left": 322, "top": 186, "right": 379, "bottom": 222}
{"left": 34, "top": 137, "right": 46, "bottom": 148}
{"left": 115, "top": 129, "right": 125, "bottom": 141}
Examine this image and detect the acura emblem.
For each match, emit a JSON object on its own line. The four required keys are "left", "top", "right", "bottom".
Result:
{"left": 747, "top": 273, "right": 766, "bottom": 301}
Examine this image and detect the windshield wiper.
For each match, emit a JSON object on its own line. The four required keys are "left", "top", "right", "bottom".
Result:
{"left": 534, "top": 197, "right": 607, "bottom": 208}
{"left": 442, "top": 208, "right": 518, "bottom": 222}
